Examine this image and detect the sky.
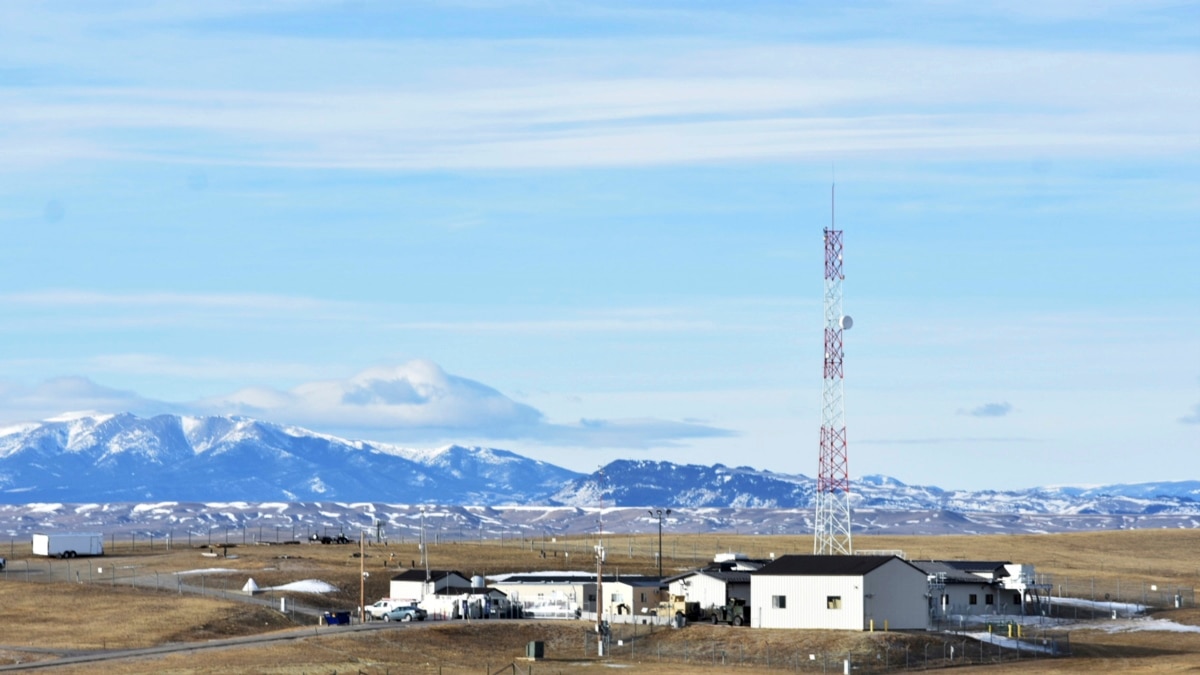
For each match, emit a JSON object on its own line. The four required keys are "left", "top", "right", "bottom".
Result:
{"left": 0, "top": 1, "right": 1197, "bottom": 491}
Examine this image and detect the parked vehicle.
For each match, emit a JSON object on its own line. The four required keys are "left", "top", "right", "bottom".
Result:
{"left": 709, "top": 600, "right": 748, "bottom": 626}
{"left": 383, "top": 605, "right": 427, "bottom": 622}
{"left": 309, "top": 533, "right": 352, "bottom": 545}
{"left": 32, "top": 532, "right": 104, "bottom": 558}
{"left": 367, "top": 598, "right": 414, "bottom": 620}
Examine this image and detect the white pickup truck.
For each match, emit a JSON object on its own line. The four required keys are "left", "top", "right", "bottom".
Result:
{"left": 366, "top": 598, "right": 418, "bottom": 620}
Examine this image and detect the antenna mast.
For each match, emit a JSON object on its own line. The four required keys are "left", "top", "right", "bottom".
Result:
{"left": 814, "top": 182, "right": 853, "bottom": 555}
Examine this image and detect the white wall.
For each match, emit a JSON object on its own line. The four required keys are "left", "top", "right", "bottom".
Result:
{"left": 751, "top": 560, "right": 929, "bottom": 630}
{"left": 752, "top": 575, "right": 864, "bottom": 630}
{"left": 672, "top": 574, "right": 728, "bottom": 610}
{"left": 937, "top": 582, "right": 1013, "bottom": 617}
{"left": 488, "top": 581, "right": 593, "bottom": 611}
{"left": 862, "top": 559, "right": 930, "bottom": 630}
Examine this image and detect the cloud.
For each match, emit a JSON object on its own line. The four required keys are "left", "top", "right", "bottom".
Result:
{"left": 202, "top": 361, "right": 546, "bottom": 435}
{"left": 0, "top": 376, "right": 177, "bottom": 421}
{"left": 1182, "top": 404, "right": 1200, "bottom": 425}
{"left": 0, "top": 361, "right": 731, "bottom": 449}
{"left": 959, "top": 402, "right": 1014, "bottom": 418}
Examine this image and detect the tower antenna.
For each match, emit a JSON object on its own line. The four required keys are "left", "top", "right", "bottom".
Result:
{"left": 814, "top": 181, "right": 853, "bottom": 555}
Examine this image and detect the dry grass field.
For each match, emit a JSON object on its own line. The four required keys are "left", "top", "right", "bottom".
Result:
{"left": 0, "top": 528, "right": 1197, "bottom": 672}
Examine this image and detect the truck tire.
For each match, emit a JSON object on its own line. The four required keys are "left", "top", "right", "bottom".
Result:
{"left": 382, "top": 614, "right": 391, "bottom": 622}
{"left": 711, "top": 615, "right": 719, "bottom": 624}
{"left": 733, "top": 615, "right": 744, "bottom": 626}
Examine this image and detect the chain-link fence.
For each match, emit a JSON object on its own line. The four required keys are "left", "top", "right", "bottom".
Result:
{"left": 1040, "top": 572, "right": 1195, "bottom": 616}
{"left": 573, "top": 625, "right": 1070, "bottom": 672}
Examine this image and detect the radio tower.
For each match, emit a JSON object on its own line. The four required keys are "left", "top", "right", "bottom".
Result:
{"left": 814, "top": 183, "right": 853, "bottom": 555}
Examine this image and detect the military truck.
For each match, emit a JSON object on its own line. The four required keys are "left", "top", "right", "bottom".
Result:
{"left": 709, "top": 599, "right": 748, "bottom": 626}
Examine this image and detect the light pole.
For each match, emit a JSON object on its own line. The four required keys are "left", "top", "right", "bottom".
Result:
{"left": 419, "top": 506, "right": 431, "bottom": 598}
{"left": 648, "top": 508, "right": 671, "bottom": 579}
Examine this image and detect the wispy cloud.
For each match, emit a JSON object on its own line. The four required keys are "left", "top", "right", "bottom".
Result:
{"left": 960, "top": 402, "right": 1014, "bottom": 418}
{"left": 1, "top": 7, "right": 1196, "bottom": 173}
{"left": 858, "top": 437, "right": 1036, "bottom": 445}
{"left": 0, "top": 289, "right": 755, "bottom": 336}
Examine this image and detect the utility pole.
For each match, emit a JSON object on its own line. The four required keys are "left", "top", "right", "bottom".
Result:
{"left": 359, "top": 531, "right": 365, "bottom": 623}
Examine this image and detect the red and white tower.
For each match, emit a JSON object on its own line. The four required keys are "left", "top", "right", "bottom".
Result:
{"left": 814, "top": 188, "right": 853, "bottom": 555}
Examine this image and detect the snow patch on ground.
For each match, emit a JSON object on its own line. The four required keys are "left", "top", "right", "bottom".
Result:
{"left": 175, "top": 568, "right": 238, "bottom": 576}
{"left": 1050, "top": 596, "right": 1146, "bottom": 614}
{"left": 959, "top": 632, "right": 1057, "bottom": 654}
{"left": 1073, "top": 617, "right": 1200, "bottom": 634}
{"left": 265, "top": 579, "right": 337, "bottom": 593}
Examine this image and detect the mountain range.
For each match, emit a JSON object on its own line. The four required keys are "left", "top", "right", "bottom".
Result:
{"left": 1, "top": 412, "right": 1198, "bottom": 536}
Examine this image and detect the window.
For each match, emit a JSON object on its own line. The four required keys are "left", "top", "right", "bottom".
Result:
{"left": 968, "top": 594, "right": 978, "bottom": 605}
{"left": 827, "top": 596, "right": 842, "bottom": 609}
{"left": 640, "top": 592, "right": 646, "bottom": 602}
{"left": 771, "top": 595, "right": 787, "bottom": 609}
{"left": 1013, "top": 593, "right": 1021, "bottom": 605}
{"left": 587, "top": 593, "right": 596, "bottom": 603}
{"left": 985, "top": 594, "right": 994, "bottom": 606}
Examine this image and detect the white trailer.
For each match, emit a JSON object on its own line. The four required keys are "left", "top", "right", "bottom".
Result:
{"left": 32, "top": 532, "right": 104, "bottom": 558}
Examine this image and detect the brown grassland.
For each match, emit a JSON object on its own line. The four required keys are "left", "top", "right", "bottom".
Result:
{"left": 0, "top": 528, "right": 1197, "bottom": 673}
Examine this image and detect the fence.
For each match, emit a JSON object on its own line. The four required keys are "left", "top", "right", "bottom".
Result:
{"left": 1040, "top": 572, "right": 1195, "bottom": 616}
{"left": 576, "top": 625, "right": 1071, "bottom": 672}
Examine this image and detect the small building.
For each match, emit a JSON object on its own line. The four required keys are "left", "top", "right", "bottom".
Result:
{"left": 912, "top": 560, "right": 1001, "bottom": 620}
{"left": 489, "top": 571, "right": 594, "bottom": 618}
{"left": 390, "top": 569, "right": 472, "bottom": 602}
{"left": 601, "top": 575, "right": 663, "bottom": 623}
{"left": 668, "top": 569, "right": 751, "bottom": 612}
{"left": 667, "top": 552, "right": 764, "bottom": 612}
{"left": 427, "top": 586, "right": 513, "bottom": 619}
{"left": 914, "top": 560, "right": 1051, "bottom": 618}
{"left": 751, "top": 555, "right": 930, "bottom": 630}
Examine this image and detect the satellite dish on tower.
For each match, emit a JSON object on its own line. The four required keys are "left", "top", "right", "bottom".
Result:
{"left": 839, "top": 315, "right": 854, "bottom": 330}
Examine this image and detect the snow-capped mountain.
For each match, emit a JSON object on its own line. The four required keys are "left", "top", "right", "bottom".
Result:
{"left": 1, "top": 413, "right": 1198, "bottom": 535}
{"left": 553, "top": 462, "right": 1200, "bottom": 516}
{"left": 0, "top": 413, "right": 576, "bottom": 503}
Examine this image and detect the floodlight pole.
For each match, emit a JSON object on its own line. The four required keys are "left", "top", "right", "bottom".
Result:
{"left": 648, "top": 508, "right": 672, "bottom": 579}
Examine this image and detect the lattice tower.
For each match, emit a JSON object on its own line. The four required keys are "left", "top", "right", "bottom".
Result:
{"left": 814, "top": 218, "right": 853, "bottom": 555}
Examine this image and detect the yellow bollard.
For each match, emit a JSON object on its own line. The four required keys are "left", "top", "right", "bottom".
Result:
{"left": 1008, "top": 624, "right": 1013, "bottom": 638}
{"left": 870, "top": 619, "right": 874, "bottom": 632}
{"left": 884, "top": 619, "right": 889, "bottom": 632}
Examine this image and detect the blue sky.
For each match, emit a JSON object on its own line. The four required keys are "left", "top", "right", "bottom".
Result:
{"left": 1, "top": 1, "right": 1197, "bottom": 491}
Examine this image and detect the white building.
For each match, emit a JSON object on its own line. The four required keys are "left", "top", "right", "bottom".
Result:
{"left": 389, "top": 569, "right": 472, "bottom": 601}
{"left": 751, "top": 555, "right": 930, "bottom": 630}
{"left": 914, "top": 560, "right": 1051, "bottom": 619}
